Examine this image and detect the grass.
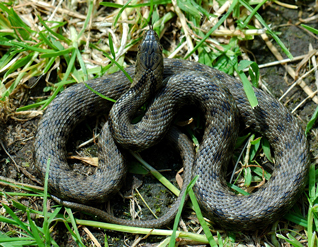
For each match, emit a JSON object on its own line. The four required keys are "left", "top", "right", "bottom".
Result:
{"left": 0, "top": 0, "right": 317, "bottom": 246}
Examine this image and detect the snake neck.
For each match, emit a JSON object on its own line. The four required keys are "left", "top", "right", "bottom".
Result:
{"left": 108, "top": 69, "right": 164, "bottom": 150}
{"left": 109, "top": 29, "right": 165, "bottom": 151}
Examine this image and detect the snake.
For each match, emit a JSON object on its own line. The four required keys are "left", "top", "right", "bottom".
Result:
{"left": 34, "top": 29, "right": 309, "bottom": 230}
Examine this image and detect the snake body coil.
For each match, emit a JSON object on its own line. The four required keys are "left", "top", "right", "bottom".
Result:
{"left": 35, "top": 30, "right": 309, "bottom": 230}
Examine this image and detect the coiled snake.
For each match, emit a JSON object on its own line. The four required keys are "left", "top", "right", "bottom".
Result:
{"left": 34, "top": 29, "right": 309, "bottom": 230}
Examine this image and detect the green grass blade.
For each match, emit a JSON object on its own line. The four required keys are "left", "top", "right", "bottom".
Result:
{"left": 0, "top": 3, "right": 33, "bottom": 40}
{"left": 0, "top": 215, "right": 20, "bottom": 225}
{"left": 185, "top": 0, "right": 238, "bottom": 59}
{"left": 108, "top": 35, "right": 116, "bottom": 59}
{"left": 261, "top": 138, "right": 272, "bottom": 162}
{"left": 236, "top": 67, "right": 258, "bottom": 108}
{"left": 84, "top": 83, "right": 116, "bottom": 103}
{"left": 65, "top": 208, "right": 86, "bottom": 247}
{"left": 77, "top": 0, "right": 93, "bottom": 38}
{"left": 102, "top": 52, "right": 133, "bottom": 82}
{"left": 1, "top": 51, "right": 39, "bottom": 100}
{"left": 309, "top": 163, "right": 316, "bottom": 202}
{"left": 242, "top": 0, "right": 267, "bottom": 27}
{"left": 237, "top": 60, "right": 259, "bottom": 87}
{"left": 43, "top": 57, "right": 56, "bottom": 74}
{"left": 239, "top": 0, "right": 292, "bottom": 59}
{"left": 62, "top": 49, "right": 77, "bottom": 81}
{"left": 0, "top": 49, "right": 17, "bottom": 71}
{"left": 38, "top": 31, "right": 58, "bottom": 50}
{"left": 276, "top": 233, "right": 303, "bottom": 247}
{"left": 244, "top": 167, "right": 252, "bottom": 187}
{"left": 153, "top": 12, "right": 176, "bottom": 33}
{"left": 169, "top": 176, "right": 199, "bottom": 247}
{"left": 1, "top": 204, "right": 33, "bottom": 236}
{"left": 40, "top": 47, "right": 75, "bottom": 58}
{"left": 301, "top": 24, "right": 318, "bottom": 36}
{"left": 307, "top": 204, "right": 314, "bottom": 247}
{"left": 188, "top": 189, "right": 218, "bottom": 247}
{"left": 37, "top": 15, "right": 70, "bottom": 44}
{"left": 40, "top": 84, "right": 64, "bottom": 110}
{"left": 76, "top": 49, "right": 88, "bottom": 81}
{"left": 113, "top": 0, "right": 133, "bottom": 27}
{"left": 0, "top": 40, "right": 50, "bottom": 53}
{"left": 17, "top": 100, "right": 48, "bottom": 111}
{"left": 0, "top": 237, "right": 36, "bottom": 245}
{"left": 250, "top": 166, "right": 271, "bottom": 180}
{"left": 42, "top": 158, "right": 51, "bottom": 246}
{"left": 130, "top": 151, "right": 180, "bottom": 196}
{"left": 227, "top": 182, "right": 250, "bottom": 195}
{"left": 0, "top": 8, "right": 11, "bottom": 30}
{"left": 284, "top": 212, "right": 307, "bottom": 228}
{"left": 177, "top": 0, "right": 201, "bottom": 19}
{"left": 3, "top": 53, "right": 33, "bottom": 80}
{"left": 306, "top": 104, "right": 318, "bottom": 134}
{"left": 26, "top": 209, "right": 45, "bottom": 247}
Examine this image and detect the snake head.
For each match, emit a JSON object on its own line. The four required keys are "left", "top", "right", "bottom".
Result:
{"left": 133, "top": 29, "right": 164, "bottom": 91}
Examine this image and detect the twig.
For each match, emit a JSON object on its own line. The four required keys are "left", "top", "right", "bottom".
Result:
{"left": 254, "top": 19, "right": 318, "bottom": 104}
{"left": 311, "top": 44, "right": 318, "bottom": 91}
{"left": 273, "top": 0, "right": 298, "bottom": 9}
{"left": 115, "top": 0, "right": 130, "bottom": 59}
{"left": 168, "top": 41, "right": 187, "bottom": 58}
{"left": 292, "top": 90, "right": 318, "bottom": 113}
{"left": 171, "top": 0, "right": 195, "bottom": 60}
{"left": 82, "top": 226, "right": 101, "bottom": 247}
{"left": 279, "top": 65, "right": 318, "bottom": 102}
{"left": 243, "top": 52, "right": 318, "bottom": 71}
{"left": 0, "top": 175, "right": 43, "bottom": 191}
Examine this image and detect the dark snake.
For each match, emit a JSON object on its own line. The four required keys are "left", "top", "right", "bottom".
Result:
{"left": 34, "top": 29, "right": 309, "bottom": 230}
